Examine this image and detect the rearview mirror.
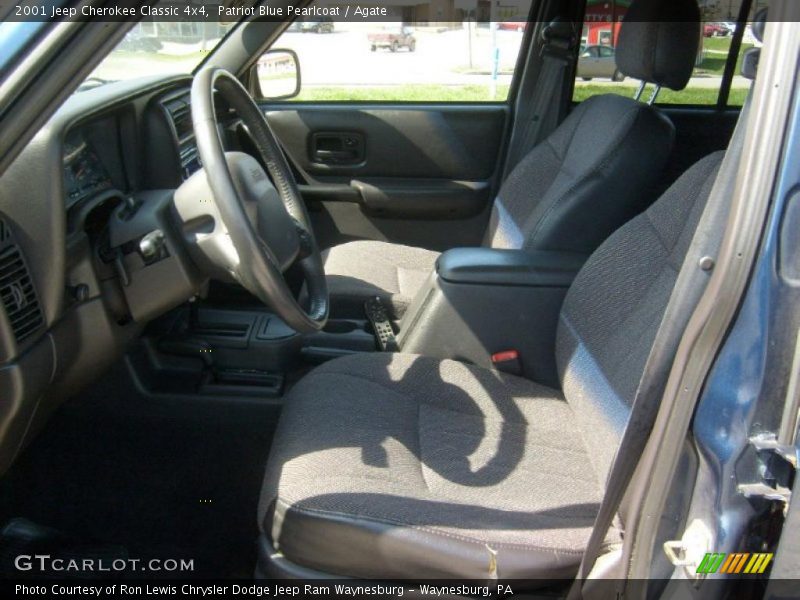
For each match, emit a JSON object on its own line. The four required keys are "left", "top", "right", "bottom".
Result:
{"left": 255, "top": 49, "right": 301, "bottom": 100}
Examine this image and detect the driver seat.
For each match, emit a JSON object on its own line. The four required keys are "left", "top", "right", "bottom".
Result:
{"left": 320, "top": 0, "right": 701, "bottom": 319}
{"left": 258, "top": 151, "right": 726, "bottom": 579}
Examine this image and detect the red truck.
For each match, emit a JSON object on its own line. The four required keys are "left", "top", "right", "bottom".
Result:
{"left": 369, "top": 26, "right": 417, "bottom": 52}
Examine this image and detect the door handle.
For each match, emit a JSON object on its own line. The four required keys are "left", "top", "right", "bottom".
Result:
{"left": 315, "top": 149, "right": 357, "bottom": 160}
{"left": 310, "top": 132, "right": 365, "bottom": 165}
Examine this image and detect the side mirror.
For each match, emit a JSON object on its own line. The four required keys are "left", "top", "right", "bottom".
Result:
{"left": 254, "top": 48, "right": 301, "bottom": 100}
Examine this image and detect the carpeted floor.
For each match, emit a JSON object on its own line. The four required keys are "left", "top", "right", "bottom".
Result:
{"left": 0, "top": 359, "right": 280, "bottom": 579}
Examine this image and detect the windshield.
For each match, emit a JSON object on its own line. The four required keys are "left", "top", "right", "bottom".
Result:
{"left": 77, "top": 21, "right": 236, "bottom": 92}
{"left": 0, "top": 21, "right": 46, "bottom": 72}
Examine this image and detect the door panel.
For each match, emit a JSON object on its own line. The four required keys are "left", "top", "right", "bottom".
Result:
{"left": 263, "top": 105, "right": 508, "bottom": 251}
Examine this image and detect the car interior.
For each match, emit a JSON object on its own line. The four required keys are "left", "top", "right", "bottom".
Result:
{"left": 0, "top": 0, "right": 782, "bottom": 589}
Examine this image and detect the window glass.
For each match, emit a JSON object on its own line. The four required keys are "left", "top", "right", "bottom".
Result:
{"left": 0, "top": 21, "right": 45, "bottom": 73}
{"left": 727, "top": 1, "right": 768, "bottom": 106}
{"left": 573, "top": 0, "right": 767, "bottom": 107}
{"left": 79, "top": 20, "right": 236, "bottom": 91}
{"left": 599, "top": 46, "right": 614, "bottom": 58}
{"left": 262, "top": 0, "right": 533, "bottom": 103}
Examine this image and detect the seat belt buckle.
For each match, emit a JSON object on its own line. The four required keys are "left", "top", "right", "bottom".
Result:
{"left": 491, "top": 350, "right": 522, "bottom": 376}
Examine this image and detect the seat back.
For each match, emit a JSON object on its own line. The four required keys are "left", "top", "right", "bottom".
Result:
{"left": 485, "top": 95, "right": 674, "bottom": 253}
{"left": 483, "top": 0, "right": 701, "bottom": 255}
{"left": 555, "top": 152, "right": 723, "bottom": 483}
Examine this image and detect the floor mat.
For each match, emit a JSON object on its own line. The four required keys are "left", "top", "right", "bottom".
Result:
{"left": 0, "top": 361, "right": 280, "bottom": 579}
{"left": 0, "top": 518, "right": 129, "bottom": 579}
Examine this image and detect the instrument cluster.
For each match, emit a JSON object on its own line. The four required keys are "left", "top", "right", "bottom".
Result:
{"left": 62, "top": 130, "right": 113, "bottom": 206}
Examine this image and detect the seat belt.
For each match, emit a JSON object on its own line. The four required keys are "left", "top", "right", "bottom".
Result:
{"left": 569, "top": 82, "right": 756, "bottom": 600}
{"left": 503, "top": 19, "right": 576, "bottom": 178}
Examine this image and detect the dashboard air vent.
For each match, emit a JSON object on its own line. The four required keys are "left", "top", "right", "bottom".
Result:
{"left": 164, "top": 94, "right": 193, "bottom": 142}
{"left": 162, "top": 93, "right": 201, "bottom": 179}
{"left": 0, "top": 220, "right": 44, "bottom": 344}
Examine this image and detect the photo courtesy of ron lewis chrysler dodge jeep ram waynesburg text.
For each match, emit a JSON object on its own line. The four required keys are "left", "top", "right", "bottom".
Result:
{"left": 0, "top": 0, "right": 798, "bottom": 599}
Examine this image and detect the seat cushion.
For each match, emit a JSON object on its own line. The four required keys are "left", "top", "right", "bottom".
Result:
{"left": 322, "top": 240, "right": 439, "bottom": 319}
{"left": 259, "top": 353, "right": 618, "bottom": 580}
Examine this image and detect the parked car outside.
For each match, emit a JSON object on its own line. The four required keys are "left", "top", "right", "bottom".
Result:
{"left": 703, "top": 22, "right": 731, "bottom": 37}
{"left": 295, "top": 18, "right": 334, "bottom": 33}
{"left": 498, "top": 21, "right": 527, "bottom": 32}
{"left": 577, "top": 45, "right": 625, "bottom": 81}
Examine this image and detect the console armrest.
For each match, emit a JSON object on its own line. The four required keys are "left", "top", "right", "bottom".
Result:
{"left": 437, "top": 248, "right": 588, "bottom": 287}
{"left": 398, "top": 249, "right": 588, "bottom": 387}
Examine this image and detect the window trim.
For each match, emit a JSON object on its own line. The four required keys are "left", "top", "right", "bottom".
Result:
{"left": 717, "top": 0, "right": 754, "bottom": 109}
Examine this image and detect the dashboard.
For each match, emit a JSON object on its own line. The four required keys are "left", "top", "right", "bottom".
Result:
{"left": 62, "top": 130, "right": 114, "bottom": 206}
{"left": 58, "top": 83, "right": 205, "bottom": 210}
{"left": 159, "top": 91, "right": 203, "bottom": 180}
{"left": 59, "top": 81, "right": 230, "bottom": 214}
{"left": 0, "top": 74, "right": 242, "bottom": 475}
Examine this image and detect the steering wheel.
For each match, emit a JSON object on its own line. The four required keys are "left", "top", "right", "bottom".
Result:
{"left": 183, "top": 67, "right": 328, "bottom": 333}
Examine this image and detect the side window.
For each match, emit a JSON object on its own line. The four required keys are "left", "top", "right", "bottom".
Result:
{"left": 599, "top": 46, "right": 615, "bottom": 58}
{"left": 256, "top": 0, "right": 533, "bottom": 103}
{"left": 573, "top": 0, "right": 767, "bottom": 107}
{"left": 726, "top": 9, "right": 765, "bottom": 106}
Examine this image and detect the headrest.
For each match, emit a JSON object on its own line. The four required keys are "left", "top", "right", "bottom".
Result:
{"left": 615, "top": 0, "right": 701, "bottom": 91}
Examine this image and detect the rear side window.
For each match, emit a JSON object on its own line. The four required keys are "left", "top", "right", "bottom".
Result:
{"left": 259, "top": 0, "right": 533, "bottom": 103}
{"left": 573, "top": 0, "right": 767, "bottom": 107}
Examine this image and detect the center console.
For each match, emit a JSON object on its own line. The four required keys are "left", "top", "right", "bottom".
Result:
{"left": 396, "top": 248, "right": 586, "bottom": 387}
{"left": 303, "top": 247, "right": 587, "bottom": 387}
{"left": 138, "top": 247, "right": 586, "bottom": 401}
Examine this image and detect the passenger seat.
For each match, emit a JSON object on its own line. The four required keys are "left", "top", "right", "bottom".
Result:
{"left": 321, "top": 0, "right": 701, "bottom": 318}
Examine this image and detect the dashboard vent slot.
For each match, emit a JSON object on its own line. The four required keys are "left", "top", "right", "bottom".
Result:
{"left": 162, "top": 93, "right": 201, "bottom": 179}
{"left": 164, "top": 95, "right": 192, "bottom": 142}
{"left": 0, "top": 220, "right": 44, "bottom": 344}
